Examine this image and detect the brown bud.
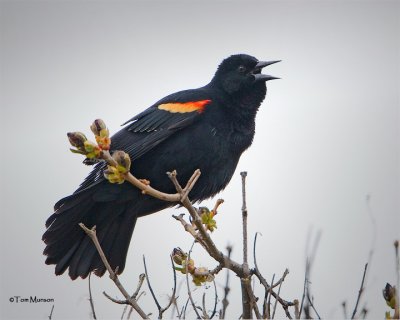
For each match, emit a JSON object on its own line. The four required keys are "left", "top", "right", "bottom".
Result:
{"left": 90, "top": 119, "right": 107, "bottom": 136}
{"left": 112, "top": 151, "right": 131, "bottom": 173}
{"left": 172, "top": 248, "right": 187, "bottom": 265}
{"left": 67, "top": 132, "right": 87, "bottom": 150}
{"left": 383, "top": 283, "right": 397, "bottom": 309}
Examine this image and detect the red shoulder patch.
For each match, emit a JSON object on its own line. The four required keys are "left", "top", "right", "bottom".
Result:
{"left": 158, "top": 100, "right": 211, "bottom": 114}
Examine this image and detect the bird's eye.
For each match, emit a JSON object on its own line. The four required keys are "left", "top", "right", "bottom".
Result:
{"left": 238, "top": 65, "right": 246, "bottom": 73}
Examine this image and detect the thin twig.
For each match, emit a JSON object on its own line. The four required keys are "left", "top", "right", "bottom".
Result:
{"left": 306, "top": 291, "right": 321, "bottom": 319}
{"left": 133, "top": 274, "right": 146, "bottom": 299}
{"left": 121, "top": 305, "right": 128, "bottom": 320}
{"left": 253, "top": 232, "right": 262, "bottom": 272}
{"left": 263, "top": 286, "right": 269, "bottom": 319}
{"left": 212, "top": 199, "right": 224, "bottom": 214}
{"left": 240, "top": 171, "right": 252, "bottom": 319}
{"left": 253, "top": 233, "right": 289, "bottom": 289}
{"left": 172, "top": 214, "right": 204, "bottom": 244}
{"left": 127, "top": 305, "right": 134, "bottom": 319}
{"left": 360, "top": 305, "right": 368, "bottom": 319}
{"left": 143, "top": 256, "right": 161, "bottom": 311}
{"left": 300, "top": 230, "right": 321, "bottom": 318}
{"left": 103, "top": 291, "right": 130, "bottom": 304}
{"left": 143, "top": 255, "right": 177, "bottom": 319}
{"left": 121, "top": 275, "right": 145, "bottom": 320}
{"left": 183, "top": 297, "right": 190, "bottom": 319}
{"left": 202, "top": 293, "right": 210, "bottom": 319}
{"left": 210, "top": 263, "right": 224, "bottom": 276}
{"left": 79, "top": 223, "right": 149, "bottom": 319}
{"left": 267, "top": 274, "right": 275, "bottom": 319}
{"left": 365, "top": 194, "right": 377, "bottom": 266}
{"left": 220, "top": 246, "right": 232, "bottom": 319}
{"left": 48, "top": 304, "right": 54, "bottom": 320}
{"left": 88, "top": 272, "right": 97, "bottom": 319}
{"left": 253, "top": 268, "right": 294, "bottom": 319}
{"left": 395, "top": 240, "right": 400, "bottom": 319}
{"left": 170, "top": 278, "right": 185, "bottom": 319}
{"left": 186, "top": 242, "right": 201, "bottom": 319}
{"left": 272, "top": 273, "right": 284, "bottom": 319}
{"left": 181, "top": 169, "right": 201, "bottom": 201}
{"left": 241, "top": 171, "right": 248, "bottom": 267}
{"left": 299, "top": 258, "right": 309, "bottom": 317}
{"left": 210, "top": 279, "right": 218, "bottom": 319}
{"left": 161, "top": 256, "right": 178, "bottom": 317}
{"left": 245, "top": 281, "right": 262, "bottom": 319}
{"left": 294, "top": 299, "right": 300, "bottom": 319}
{"left": 253, "top": 232, "right": 292, "bottom": 319}
{"left": 342, "top": 301, "right": 348, "bottom": 319}
{"left": 351, "top": 263, "right": 368, "bottom": 319}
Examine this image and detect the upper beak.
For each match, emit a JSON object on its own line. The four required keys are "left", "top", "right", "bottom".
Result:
{"left": 252, "top": 60, "right": 281, "bottom": 82}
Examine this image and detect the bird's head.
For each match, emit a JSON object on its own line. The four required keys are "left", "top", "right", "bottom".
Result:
{"left": 211, "top": 54, "right": 280, "bottom": 95}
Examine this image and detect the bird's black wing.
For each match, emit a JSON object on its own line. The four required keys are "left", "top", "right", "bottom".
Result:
{"left": 58, "top": 90, "right": 212, "bottom": 204}
{"left": 113, "top": 93, "right": 212, "bottom": 159}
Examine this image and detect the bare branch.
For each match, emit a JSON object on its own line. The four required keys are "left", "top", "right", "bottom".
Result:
{"left": 272, "top": 272, "right": 284, "bottom": 319}
{"left": 253, "top": 232, "right": 262, "bottom": 273}
{"left": 201, "top": 293, "right": 210, "bottom": 319}
{"left": 220, "top": 246, "right": 232, "bottom": 319}
{"left": 210, "top": 279, "right": 218, "bottom": 319}
{"left": 240, "top": 171, "right": 252, "bottom": 319}
{"left": 253, "top": 268, "right": 294, "bottom": 319}
{"left": 299, "top": 258, "right": 309, "bottom": 317}
{"left": 143, "top": 255, "right": 176, "bottom": 319}
{"left": 172, "top": 214, "right": 202, "bottom": 242}
{"left": 79, "top": 223, "right": 149, "bottom": 319}
{"left": 245, "top": 281, "right": 262, "bottom": 319}
{"left": 294, "top": 299, "right": 300, "bottom": 319}
{"left": 101, "top": 150, "right": 181, "bottom": 202}
{"left": 186, "top": 242, "right": 201, "bottom": 319}
{"left": 267, "top": 274, "right": 275, "bottom": 319}
{"left": 395, "top": 240, "right": 400, "bottom": 319}
{"left": 342, "top": 301, "right": 348, "bottom": 319}
{"left": 183, "top": 297, "right": 190, "bottom": 319}
{"left": 48, "top": 304, "right": 54, "bottom": 320}
{"left": 212, "top": 199, "right": 224, "bottom": 214}
{"left": 306, "top": 291, "right": 321, "bottom": 319}
{"left": 181, "top": 169, "right": 202, "bottom": 201}
{"left": 88, "top": 272, "right": 97, "bottom": 320}
{"left": 103, "top": 291, "right": 130, "bottom": 305}
{"left": 209, "top": 263, "right": 224, "bottom": 276}
{"left": 351, "top": 263, "right": 368, "bottom": 319}
{"left": 160, "top": 256, "right": 178, "bottom": 317}
{"left": 300, "top": 229, "right": 322, "bottom": 318}
{"left": 132, "top": 274, "right": 146, "bottom": 300}
{"left": 241, "top": 171, "right": 249, "bottom": 268}
{"left": 143, "top": 256, "right": 161, "bottom": 311}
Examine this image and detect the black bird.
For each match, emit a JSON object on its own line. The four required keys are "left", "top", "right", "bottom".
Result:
{"left": 42, "top": 54, "right": 279, "bottom": 279}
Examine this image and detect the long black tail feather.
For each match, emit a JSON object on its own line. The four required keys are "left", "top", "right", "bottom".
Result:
{"left": 42, "top": 189, "right": 137, "bottom": 279}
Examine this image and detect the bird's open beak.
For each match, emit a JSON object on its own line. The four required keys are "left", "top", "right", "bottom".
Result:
{"left": 252, "top": 60, "right": 280, "bottom": 82}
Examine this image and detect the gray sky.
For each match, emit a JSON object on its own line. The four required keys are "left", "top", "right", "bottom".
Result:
{"left": 1, "top": 1, "right": 399, "bottom": 319}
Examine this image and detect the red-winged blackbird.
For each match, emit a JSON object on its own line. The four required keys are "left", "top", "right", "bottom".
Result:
{"left": 42, "top": 54, "right": 279, "bottom": 279}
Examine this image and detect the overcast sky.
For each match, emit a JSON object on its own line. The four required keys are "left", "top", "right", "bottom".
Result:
{"left": 1, "top": 1, "right": 399, "bottom": 319}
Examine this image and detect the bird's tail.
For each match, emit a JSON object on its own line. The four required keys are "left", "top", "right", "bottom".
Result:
{"left": 42, "top": 190, "right": 137, "bottom": 280}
